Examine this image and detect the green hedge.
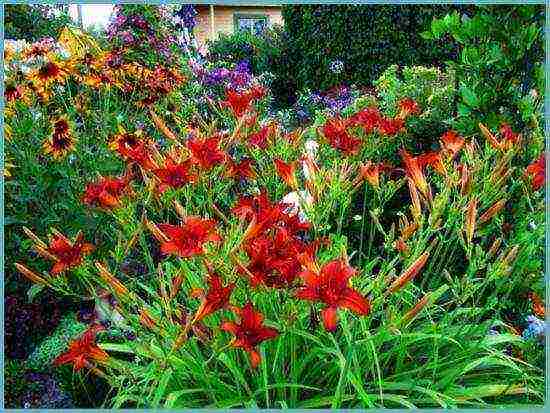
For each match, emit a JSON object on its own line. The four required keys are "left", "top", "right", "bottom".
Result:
{"left": 279, "top": 4, "right": 474, "bottom": 100}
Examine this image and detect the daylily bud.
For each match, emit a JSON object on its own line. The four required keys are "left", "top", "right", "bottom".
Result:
{"left": 144, "top": 217, "right": 169, "bottom": 242}
{"left": 407, "top": 178, "right": 422, "bottom": 221}
{"left": 464, "top": 198, "right": 478, "bottom": 245}
{"left": 478, "top": 199, "right": 506, "bottom": 225}
{"left": 95, "top": 262, "right": 130, "bottom": 299}
{"left": 150, "top": 109, "right": 178, "bottom": 142}
{"left": 15, "top": 263, "right": 48, "bottom": 285}
{"left": 488, "top": 238, "right": 502, "bottom": 259}
{"left": 22, "top": 226, "right": 48, "bottom": 249}
{"left": 386, "top": 251, "right": 430, "bottom": 294}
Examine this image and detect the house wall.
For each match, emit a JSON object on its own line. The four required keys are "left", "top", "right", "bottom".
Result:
{"left": 194, "top": 5, "right": 283, "bottom": 44}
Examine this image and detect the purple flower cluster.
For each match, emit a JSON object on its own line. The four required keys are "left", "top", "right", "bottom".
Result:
{"left": 106, "top": 5, "right": 182, "bottom": 65}
{"left": 174, "top": 4, "right": 198, "bottom": 31}
{"left": 523, "top": 315, "right": 545, "bottom": 343}
{"left": 193, "top": 59, "right": 254, "bottom": 91}
{"left": 310, "top": 85, "right": 355, "bottom": 112}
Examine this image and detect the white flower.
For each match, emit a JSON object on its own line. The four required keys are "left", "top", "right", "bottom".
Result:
{"left": 302, "top": 139, "right": 319, "bottom": 180}
{"left": 304, "top": 139, "right": 319, "bottom": 158}
{"left": 280, "top": 190, "right": 314, "bottom": 223}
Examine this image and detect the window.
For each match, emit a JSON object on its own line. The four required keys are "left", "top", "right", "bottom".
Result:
{"left": 234, "top": 13, "right": 268, "bottom": 35}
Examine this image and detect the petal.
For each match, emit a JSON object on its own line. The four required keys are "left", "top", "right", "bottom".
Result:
{"left": 89, "top": 346, "right": 109, "bottom": 362}
{"left": 160, "top": 241, "right": 180, "bottom": 256}
{"left": 53, "top": 352, "right": 74, "bottom": 366}
{"left": 73, "top": 355, "right": 87, "bottom": 371}
{"left": 98, "top": 192, "right": 119, "bottom": 208}
{"left": 299, "top": 270, "right": 320, "bottom": 288}
{"left": 221, "top": 321, "right": 239, "bottom": 335}
{"left": 295, "top": 287, "right": 319, "bottom": 301}
{"left": 241, "top": 302, "right": 263, "bottom": 328}
{"left": 321, "top": 306, "right": 339, "bottom": 332}
{"left": 248, "top": 349, "right": 261, "bottom": 369}
{"left": 337, "top": 289, "right": 371, "bottom": 315}
{"left": 51, "top": 261, "right": 67, "bottom": 275}
{"left": 258, "top": 326, "right": 279, "bottom": 342}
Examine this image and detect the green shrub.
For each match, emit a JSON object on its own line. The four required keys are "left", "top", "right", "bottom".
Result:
{"left": 423, "top": 5, "right": 544, "bottom": 134}
{"left": 374, "top": 65, "right": 457, "bottom": 148}
{"left": 5, "top": 4, "right": 74, "bottom": 41}
{"left": 206, "top": 27, "right": 282, "bottom": 76}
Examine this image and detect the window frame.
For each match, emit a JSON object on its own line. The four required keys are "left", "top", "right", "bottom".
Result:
{"left": 233, "top": 13, "right": 269, "bottom": 34}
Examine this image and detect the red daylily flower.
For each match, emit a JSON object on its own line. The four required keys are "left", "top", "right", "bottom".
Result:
{"left": 221, "top": 302, "right": 279, "bottom": 368}
{"left": 440, "top": 130, "right": 464, "bottom": 158}
{"left": 322, "top": 117, "right": 361, "bottom": 155}
{"left": 525, "top": 154, "right": 545, "bottom": 191}
{"left": 226, "top": 158, "right": 256, "bottom": 180}
{"left": 248, "top": 123, "right": 276, "bottom": 149}
{"left": 359, "top": 161, "right": 392, "bottom": 189}
{"left": 192, "top": 275, "right": 235, "bottom": 322}
{"left": 153, "top": 157, "right": 196, "bottom": 192}
{"left": 295, "top": 259, "right": 370, "bottom": 331}
{"left": 82, "top": 174, "right": 131, "bottom": 209}
{"left": 242, "top": 229, "right": 306, "bottom": 288}
{"left": 53, "top": 325, "right": 108, "bottom": 371}
{"left": 349, "top": 107, "right": 381, "bottom": 133}
{"left": 274, "top": 158, "right": 298, "bottom": 189}
{"left": 47, "top": 232, "right": 94, "bottom": 275}
{"left": 233, "top": 190, "right": 285, "bottom": 228}
{"left": 232, "top": 190, "right": 309, "bottom": 238}
{"left": 500, "top": 123, "right": 520, "bottom": 145}
{"left": 158, "top": 216, "right": 221, "bottom": 258}
{"left": 117, "top": 140, "right": 156, "bottom": 170}
{"left": 187, "top": 136, "right": 226, "bottom": 170}
{"left": 222, "top": 88, "right": 259, "bottom": 118}
{"left": 397, "top": 98, "right": 420, "bottom": 119}
{"left": 400, "top": 149, "right": 429, "bottom": 197}
{"left": 418, "top": 151, "right": 446, "bottom": 175}
{"left": 378, "top": 117, "right": 404, "bottom": 136}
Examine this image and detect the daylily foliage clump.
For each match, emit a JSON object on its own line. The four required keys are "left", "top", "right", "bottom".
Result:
{"left": 5, "top": 21, "right": 545, "bottom": 409}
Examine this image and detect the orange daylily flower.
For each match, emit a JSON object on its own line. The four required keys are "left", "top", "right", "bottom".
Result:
{"left": 226, "top": 158, "right": 256, "bottom": 180}
{"left": 440, "top": 130, "right": 464, "bottom": 158}
{"left": 274, "top": 158, "right": 298, "bottom": 189}
{"left": 221, "top": 302, "right": 279, "bottom": 368}
{"left": 54, "top": 325, "right": 108, "bottom": 371}
{"left": 397, "top": 98, "right": 420, "bottom": 119}
{"left": 295, "top": 259, "right": 371, "bottom": 331}
{"left": 418, "top": 151, "right": 446, "bottom": 175}
{"left": 400, "top": 149, "right": 429, "bottom": 198}
{"left": 82, "top": 173, "right": 132, "bottom": 210}
{"left": 158, "top": 216, "right": 221, "bottom": 258}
